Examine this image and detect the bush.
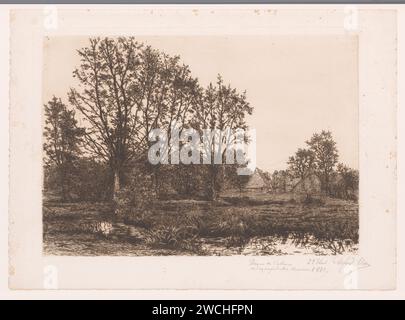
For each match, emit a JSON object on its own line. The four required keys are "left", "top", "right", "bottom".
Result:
{"left": 199, "top": 208, "right": 266, "bottom": 240}
{"left": 142, "top": 211, "right": 204, "bottom": 253}
{"left": 145, "top": 224, "right": 202, "bottom": 253}
{"left": 310, "top": 219, "right": 358, "bottom": 254}
{"left": 73, "top": 159, "right": 113, "bottom": 201}
{"left": 115, "top": 163, "right": 157, "bottom": 224}
{"left": 44, "top": 158, "right": 113, "bottom": 202}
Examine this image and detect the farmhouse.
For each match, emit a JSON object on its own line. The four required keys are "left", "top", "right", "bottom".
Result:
{"left": 244, "top": 169, "right": 270, "bottom": 192}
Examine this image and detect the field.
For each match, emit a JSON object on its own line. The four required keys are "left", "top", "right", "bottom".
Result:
{"left": 43, "top": 191, "right": 359, "bottom": 256}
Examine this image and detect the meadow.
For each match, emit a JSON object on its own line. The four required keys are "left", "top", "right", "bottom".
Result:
{"left": 43, "top": 191, "right": 358, "bottom": 256}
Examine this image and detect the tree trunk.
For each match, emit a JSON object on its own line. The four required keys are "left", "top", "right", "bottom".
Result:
{"left": 153, "top": 164, "right": 161, "bottom": 198}
{"left": 208, "top": 165, "right": 219, "bottom": 201}
{"left": 60, "top": 165, "right": 67, "bottom": 202}
{"left": 113, "top": 169, "right": 121, "bottom": 202}
{"left": 324, "top": 173, "right": 330, "bottom": 196}
{"left": 208, "top": 181, "right": 217, "bottom": 201}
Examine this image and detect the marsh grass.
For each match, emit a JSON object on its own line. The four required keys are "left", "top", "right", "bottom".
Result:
{"left": 43, "top": 192, "right": 358, "bottom": 256}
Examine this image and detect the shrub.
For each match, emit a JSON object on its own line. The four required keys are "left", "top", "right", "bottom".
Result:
{"left": 115, "top": 162, "right": 157, "bottom": 223}
{"left": 311, "top": 219, "right": 358, "bottom": 254}
{"left": 44, "top": 159, "right": 113, "bottom": 202}
{"left": 145, "top": 224, "right": 203, "bottom": 253}
{"left": 201, "top": 209, "right": 266, "bottom": 241}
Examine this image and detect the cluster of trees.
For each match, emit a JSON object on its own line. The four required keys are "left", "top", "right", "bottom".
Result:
{"left": 288, "top": 131, "right": 339, "bottom": 194}
{"left": 43, "top": 97, "right": 114, "bottom": 201}
{"left": 271, "top": 131, "right": 358, "bottom": 200}
{"left": 43, "top": 37, "right": 252, "bottom": 202}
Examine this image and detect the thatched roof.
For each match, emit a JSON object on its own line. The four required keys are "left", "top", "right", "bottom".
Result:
{"left": 245, "top": 169, "right": 270, "bottom": 189}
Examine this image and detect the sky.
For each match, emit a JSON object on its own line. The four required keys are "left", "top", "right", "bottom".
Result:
{"left": 43, "top": 35, "right": 358, "bottom": 172}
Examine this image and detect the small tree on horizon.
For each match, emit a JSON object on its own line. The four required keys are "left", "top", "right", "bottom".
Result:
{"left": 306, "top": 130, "right": 339, "bottom": 195}
{"left": 287, "top": 148, "right": 315, "bottom": 180}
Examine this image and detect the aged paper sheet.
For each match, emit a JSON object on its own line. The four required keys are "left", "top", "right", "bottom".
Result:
{"left": 8, "top": 6, "right": 396, "bottom": 290}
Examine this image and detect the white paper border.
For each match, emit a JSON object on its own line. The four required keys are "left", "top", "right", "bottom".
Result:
{"left": 6, "top": 5, "right": 397, "bottom": 291}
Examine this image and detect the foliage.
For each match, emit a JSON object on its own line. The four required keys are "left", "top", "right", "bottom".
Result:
{"left": 224, "top": 165, "right": 252, "bottom": 194}
{"left": 44, "top": 158, "right": 113, "bottom": 202}
{"left": 190, "top": 75, "right": 253, "bottom": 200}
{"left": 284, "top": 130, "right": 358, "bottom": 201}
{"left": 270, "top": 170, "right": 290, "bottom": 193}
{"left": 311, "top": 219, "right": 358, "bottom": 255}
{"left": 155, "top": 164, "right": 251, "bottom": 200}
{"left": 44, "top": 193, "right": 359, "bottom": 255}
{"left": 145, "top": 225, "right": 202, "bottom": 253}
{"left": 43, "top": 96, "right": 84, "bottom": 201}
{"left": 169, "top": 164, "right": 209, "bottom": 199}
{"left": 68, "top": 37, "right": 201, "bottom": 198}
{"left": 287, "top": 148, "right": 315, "bottom": 179}
{"left": 72, "top": 159, "right": 113, "bottom": 201}
{"left": 114, "top": 161, "right": 157, "bottom": 222}
{"left": 65, "top": 37, "right": 252, "bottom": 202}
{"left": 306, "top": 130, "right": 339, "bottom": 194}
{"left": 331, "top": 163, "right": 359, "bottom": 200}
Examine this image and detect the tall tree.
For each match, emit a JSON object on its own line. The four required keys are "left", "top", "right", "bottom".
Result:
{"left": 43, "top": 96, "right": 83, "bottom": 201}
{"left": 140, "top": 49, "right": 201, "bottom": 195}
{"left": 68, "top": 37, "right": 200, "bottom": 201}
{"left": 68, "top": 37, "right": 145, "bottom": 200}
{"left": 287, "top": 148, "right": 315, "bottom": 180}
{"left": 306, "top": 130, "right": 339, "bottom": 194}
{"left": 191, "top": 75, "right": 253, "bottom": 201}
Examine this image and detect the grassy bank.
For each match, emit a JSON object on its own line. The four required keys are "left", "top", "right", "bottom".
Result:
{"left": 43, "top": 192, "right": 358, "bottom": 256}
